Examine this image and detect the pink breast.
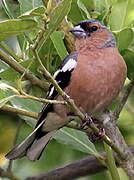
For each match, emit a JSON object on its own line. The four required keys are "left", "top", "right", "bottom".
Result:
{"left": 65, "top": 48, "right": 127, "bottom": 115}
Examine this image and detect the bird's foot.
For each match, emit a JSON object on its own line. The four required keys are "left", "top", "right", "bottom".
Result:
{"left": 79, "top": 113, "right": 93, "bottom": 129}
{"left": 87, "top": 127, "right": 105, "bottom": 142}
{"left": 79, "top": 114, "right": 105, "bottom": 142}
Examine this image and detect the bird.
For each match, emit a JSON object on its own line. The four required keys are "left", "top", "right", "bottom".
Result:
{"left": 5, "top": 19, "right": 127, "bottom": 161}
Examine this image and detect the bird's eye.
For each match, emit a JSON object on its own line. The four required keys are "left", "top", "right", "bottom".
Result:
{"left": 90, "top": 26, "right": 98, "bottom": 32}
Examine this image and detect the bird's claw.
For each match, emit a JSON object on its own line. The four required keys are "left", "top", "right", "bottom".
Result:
{"left": 79, "top": 114, "right": 105, "bottom": 142}
{"left": 79, "top": 114, "right": 93, "bottom": 129}
{"left": 87, "top": 128, "right": 105, "bottom": 142}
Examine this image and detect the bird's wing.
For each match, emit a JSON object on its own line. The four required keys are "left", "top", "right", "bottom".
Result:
{"left": 48, "top": 51, "right": 77, "bottom": 99}
{"left": 35, "top": 51, "right": 77, "bottom": 133}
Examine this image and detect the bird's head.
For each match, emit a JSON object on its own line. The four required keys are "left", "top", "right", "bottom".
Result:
{"left": 69, "top": 19, "right": 115, "bottom": 50}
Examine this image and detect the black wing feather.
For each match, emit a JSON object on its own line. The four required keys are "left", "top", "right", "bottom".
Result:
{"left": 35, "top": 51, "right": 77, "bottom": 138}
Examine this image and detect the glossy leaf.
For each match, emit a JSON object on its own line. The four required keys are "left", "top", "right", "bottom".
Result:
{"left": 10, "top": 97, "right": 41, "bottom": 127}
{"left": 0, "top": 60, "right": 39, "bottom": 82}
{"left": 1, "top": 0, "right": 20, "bottom": 18}
{"left": 80, "top": 0, "right": 95, "bottom": 12}
{"left": 108, "top": 0, "right": 134, "bottom": 30}
{"left": 54, "top": 127, "right": 98, "bottom": 155}
{"left": 121, "top": 49, "right": 134, "bottom": 79}
{"left": 77, "top": 0, "right": 91, "bottom": 19}
{"left": 0, "top": 61, "right": 9, "bottom": 72}
{"left": 0, "top": 82, "right": 19, "bottom": 107}
{"left": 0, "top": 83, "right": 19, "bottom": 95}
{"left": 50, "top": 31, "right": 68, "bottom": 60}
{"left": 18, "top": 0, "right": 43, "bottom": 14}
{"left": 116, "top": 28, "right": 133, "bottom": 51}
{"left": 94, "top": 0, "right": 109, "bottom": 12}
{"left": 68, "top": 0, "right": 84, "bottom": 24}
{"left": 0, "top": 95, "right": 16, "bottom": 108}
{"left": 0, "top": 19, "right": 38, "bottom": 41}
{"left": 19, "top": 6, "right": 46, "bottom": 19}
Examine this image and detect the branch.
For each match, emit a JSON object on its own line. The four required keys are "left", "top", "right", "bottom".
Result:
{"left": 88, "top": 76, "right": 134, "bottom": 179}
{"left": 0, "top": 49, "right": 48, "bottom": 91}
{"left": 17, "top": 94, "right": 66, "bottom": 105}
{"left": 0, "top": 167, "right": 21, "bottom": 180}
{"left": 114, "top": 75, "right": 134, "bottom": 119}
{"left": 0, "top": 104, "right": 38, "bottom": 118}
{"left": 0, "top": 41, "right": 20, "bottom": 62}
{"left": 25, "top": 146, "right": 134, "bottom": 180}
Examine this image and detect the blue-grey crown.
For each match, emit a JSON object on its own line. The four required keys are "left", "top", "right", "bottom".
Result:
{"left": 77, "top": 19, "right": 116, "bottom": 48}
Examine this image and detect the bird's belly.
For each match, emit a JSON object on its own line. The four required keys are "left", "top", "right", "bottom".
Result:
{"left": 65, "top": 61, "right": 126, "bottom": 115}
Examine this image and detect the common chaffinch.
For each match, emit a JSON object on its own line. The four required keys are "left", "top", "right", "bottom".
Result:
{"left": 6, "top": 19, "right": 127, "bottom": 161}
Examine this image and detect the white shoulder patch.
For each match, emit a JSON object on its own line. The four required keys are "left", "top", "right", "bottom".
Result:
{"left": 62, "top": 58, "right": 77, "bottom": 72}
{"left": 53, "top": 69, "right": 61, "bottom": 78}
{"left": 48, "top": 58, "right": 77, "bottom": 97}
{"left": 48, "top": 86, "right": 55, "bottom": 97}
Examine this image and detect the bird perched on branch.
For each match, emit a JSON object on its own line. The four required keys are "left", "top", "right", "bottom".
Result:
{"left": 6, "top": 19, "right": 127, "bottom": 161}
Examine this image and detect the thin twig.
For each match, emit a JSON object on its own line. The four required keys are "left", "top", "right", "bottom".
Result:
{"left": 15, "top": 94, "right": 66, "bottom": 105}
{"left": 0, "top": 104, "right": 38, "bottom": 118}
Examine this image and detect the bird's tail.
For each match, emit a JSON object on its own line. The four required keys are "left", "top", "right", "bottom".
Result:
{"left": 5, "top": 103, "right": 56, "bottom": 161}
{"left": 26, "top": 130, "right": 56, "bottom": 161}
{"left": 5, "top": 119, "right": 56, "bottom": 161}
{"left": 5, "top": 127, "right": 38, "bottom": 160}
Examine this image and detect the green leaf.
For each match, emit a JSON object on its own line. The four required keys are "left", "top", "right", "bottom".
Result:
{"left": 0, "top": 82, "right": 19, "bottom": 107}
{"left": 94, "top": 0, "right": 109, "bottom": 12}
{"left": 10, "top": 97, "right": 42, "bottom": 127}
{"left": 108, "top": 0, "right": 134, "bottom": 31}
{"left": 19, "top": 6, "right": 46, "bottom": 19}
{"left": 0, "top": 95, "right": 16, "bottom": 108}
{"left": 0, "top": 83, "right": 19, "bottom": 95}
{"left": 1, "top": 0, "right": 20, "bottom": 18}
{"left": 68, "top": 0, "right": 84, "bottom": 24}
{"left": 0, "top": 19, "right": 38, "bottom": 41}
{"left": 0, "top": 61, "right": 9, "bottom": 72}
{"left": 80, "top": 0, "right": 95, "bottom": 12}
{"left": 18, "top": 0, "right": 43, "bottom": 14}
{"left": 0, "top": 60, "right": 39, "bottom": 82}
{"left": 121, "top": 49, "right": 134, "bottom": 79}
{"left": 38, "top": 0, "right": 72, "bottom": 52}
{"left": 116, "top": 28, "right": 133, "bottom": 51}
{"left": 0, "top": 82, "right": 41, "bottom": 126}
{"left": 17, "top": 1, "right": 43, "bottom": 51}
{"left": 50, "top": 31, "right": 68, "bottom": 60}
{"left": 77, "top": 0, "right": 91, "bottom": 19}
{"left": 54, "top": 127, "right": 98, "bottom": 155}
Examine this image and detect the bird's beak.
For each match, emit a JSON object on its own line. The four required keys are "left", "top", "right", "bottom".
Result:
{"left": 69, "top": 25, "right": 87, "bottom": 37}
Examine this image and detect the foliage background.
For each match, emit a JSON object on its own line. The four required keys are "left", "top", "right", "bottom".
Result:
{"left": 0, "top": 0, "right": 134, "bottom": 179}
